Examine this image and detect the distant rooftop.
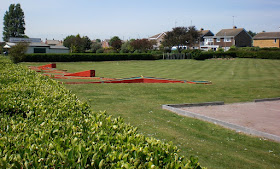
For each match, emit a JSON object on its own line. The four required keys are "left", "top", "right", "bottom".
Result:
{"left": 216, "top": 27, "right": 244, "bottom": 37}
{"left": 9, "top": 37, "right": 41, "bottom": 43}
{"left": 253, "top": 32, "right": 280, "bottom": 40}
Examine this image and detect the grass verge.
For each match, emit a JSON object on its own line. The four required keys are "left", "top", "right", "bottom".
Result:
{"left": 22, "top": 59, "right": 280, "bottom": 168}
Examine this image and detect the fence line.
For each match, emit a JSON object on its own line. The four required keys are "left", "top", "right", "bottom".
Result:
{"left": 163, "top": 53, "right": 192, "bottom": 60}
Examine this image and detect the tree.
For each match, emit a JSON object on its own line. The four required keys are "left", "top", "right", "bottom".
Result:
{"left": 130, "top": 39, "right": 154, "bottom": 52}
{"left": 63, "top": 34, "right": 92, "bottom": 53}
{"left": 120, "top": 40, "right": 134, "bottom": 53}
{"left": 9, "top": 42, "right": 28, "bottom": 63}
{"left": 109, "top": 36, "right": 122, "bottom": 51}
{"left": 3, "top": 4, "right": 26, "bottom": 42}
{"left": 247, "top": 30, "right": 257, "bottom": 38}
{"left": 82, "top": 36, "right": 92, "bottom": 51}
{"left": 162, "top": 26, "right": 200, "bottom": 53}
{"left": 91, "top": 39, "right": 102, "bottom": 53}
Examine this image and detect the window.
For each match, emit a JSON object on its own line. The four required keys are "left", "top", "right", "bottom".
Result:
{"left": 275, "top": 39, "right": 277, "bottom": 43}
{"left": 34, "top": 48, "right": 46, "bottom": 53}
{"left": 225, "top": 38, "right": 231, "bottom": 42}
{"left": 216, "top": 38, "right": 220, "bottom": 42}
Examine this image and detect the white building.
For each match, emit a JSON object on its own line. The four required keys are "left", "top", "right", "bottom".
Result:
{"left": 4, "top": 38, "right": 69, "bottom": 54}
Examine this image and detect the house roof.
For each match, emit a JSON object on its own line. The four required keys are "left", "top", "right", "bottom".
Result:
{"left": 46, "top": 40, "right": 62, "bottom": 46}
{"left": 29, "top": 42, "right": 50, "bottom": 47}
{"left": 200, "top": 30, "right": 214, "bottom": 37}
{"left": 216, "top": 28, "right": 244, "bottom": 37}
{"left": 149, "top": 32, "right": 166, "bottom": 40}
{"left": 253, "top": 32, "right": 280, "bottom": 40}
{"left": 50, "top": 46, "right": 69, "bottom": 50}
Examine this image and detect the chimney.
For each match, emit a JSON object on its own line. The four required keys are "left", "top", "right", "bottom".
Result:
{"left": 233, "top": 26, "right": 237, "bottom": 29}
{"left": 200, "top": 28, "right": 204, "bottom": 31}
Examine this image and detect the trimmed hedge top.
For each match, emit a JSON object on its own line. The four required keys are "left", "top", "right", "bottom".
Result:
{"left": 0, "top": 56, "right": 202, "bottom": 168}
{"left": 23, "top": 53, "right": 162, "bottom": 62}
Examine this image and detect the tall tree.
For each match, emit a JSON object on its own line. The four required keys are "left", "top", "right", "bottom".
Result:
{"left": 162, "top": 26, "right": 200, "bottom": 52}
{"left": 130, "top": 39, "right": 154, "bottom": 52}
{"left": 63, "top": 34, "right": 92, "bottom": 53}
{"left": 109, "top": 36, "right": 122, "bottom": 51}
{"left": 3, "top": 4, "right": 26, "bottom": 42}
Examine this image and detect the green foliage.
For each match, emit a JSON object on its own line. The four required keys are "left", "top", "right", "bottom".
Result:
{"left": 9, "top": 42, "right": 28, "bottom": 63}
{"left": 130, "top": 39, "right": 154, "bottom": 52}
{"left": 0, "top": 56, "right": 203, "bottom": 168}
{"left": 120, "top": 40, "right": 135, "bottom": 53}
{"left": 96, "top": 48, "right": 104, "bottom": 53}
{"left": 162, "top": 26, "right": 200, "bottom": 53}
{"left": 217, "top": 48, "right": 224, "bottom": 52}
{"left": 109, "top": 36, "right": 122, "bottom": 51}
{"left": 91, "top": 41, "right": 102, "bottom": 53}
{"left": 42, "top": 59, "right": 280, "bottom": 168}
{"left": 3, "top": 4, "right": 26, "bottom": 42}
{"left": 192, "top": 49, "right": 280, "bottom": 60}
{"left": 247, "top": 30, "right": 257, "bottom": 38}
{"left": 23, "top": 53, "right": 162, "bottom": 62}
{"left": 236, "top": 51, "right": 280, "bottom": 59}
{"left": 104, "top": 47, "right": 117, "bottom": 53}
{"left": 63, "top": 34, "right": 92, "bottom": 53}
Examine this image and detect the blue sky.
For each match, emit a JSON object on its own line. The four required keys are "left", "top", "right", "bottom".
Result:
{"left": 0, "top": 0, "right": 280, "bottom": 41}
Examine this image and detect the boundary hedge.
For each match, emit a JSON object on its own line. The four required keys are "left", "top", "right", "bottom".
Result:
{"left": 193, "top": 51, "right": 280, "bottom": 60}
{"left": 0, "top": 56, "right": 202, "bottom": 168}
{"left": 23, "top": 53, "right": 162, "bottom": 62}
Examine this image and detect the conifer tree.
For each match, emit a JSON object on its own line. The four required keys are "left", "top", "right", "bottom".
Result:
{"left": 3, "top": 4, "right": 26, "bottom": 42}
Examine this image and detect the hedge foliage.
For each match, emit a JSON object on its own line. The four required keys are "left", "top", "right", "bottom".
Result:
{"left": 23, "top": 53, "right": 161, "bottom": 62}
{"left": 0, "top": 56, "right": 202, "bottom": 168}
{"left": 21, "top": 50, "right": 280, "bottom": 62}
{"left": 192, "top": 51, "right": 280, "bottom": 60}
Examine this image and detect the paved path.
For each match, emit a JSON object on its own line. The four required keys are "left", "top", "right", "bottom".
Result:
{"left": 163, "top": 100, "right": 280, "bottom": 142}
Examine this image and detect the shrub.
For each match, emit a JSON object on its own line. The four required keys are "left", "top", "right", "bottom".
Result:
{"left": 9, "top": 42, "right": 28, "bottom": 63}
{"left": 236, "top": 51, "right": 280, "bottom": 59}
{"left": 22, "top": 53, "right": 162, "bottom": 62}
{"left": 96, "top": 48, "right": 104, "bottom": 53}
{"left": 0, "top": 56, "right": 203, "bottom": 168}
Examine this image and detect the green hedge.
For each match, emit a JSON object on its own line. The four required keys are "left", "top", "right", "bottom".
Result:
{"left": 0, "top": 56, "right": 202, "bottom": 168}
{"left": 193, "top": 51, "right": 237, "bottom": 60}
{"left": 193, "top": 51, "right": 280, "bottom": 60}
{"left": 23, "top": 53, "right": 161, "bottom": 62}
{"left": 236, "top": 51, "right": 280, "bottom": 59}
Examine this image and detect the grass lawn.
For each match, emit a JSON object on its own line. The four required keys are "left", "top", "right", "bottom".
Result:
{"left": 22, "top": 59, "right": 280, "bottom": 169}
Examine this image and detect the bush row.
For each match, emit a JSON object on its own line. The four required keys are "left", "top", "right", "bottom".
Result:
{"left": 193, "top": 51, "right": 280, "bottom": 60}
{"left": 0, "top": 56, "right": 202, "bottom": 168}
{"left": 21, "top": 50, "right": 280, "bottom": 62}
{"left": 22, "top": 53, "right": 162, "bottom": 62}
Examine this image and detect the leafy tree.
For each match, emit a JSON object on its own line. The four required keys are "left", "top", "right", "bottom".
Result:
{"left": 162, "top": 26, "right": 200, "bottom": 53}
{"left": 91, "top": 39, "right": 102, "bottom": 53}
{"left": 247, "top": 30, "right": 257, "bottom": 38}
{"left": 3, "top": 4, "right": 26, "bottom": 42}
{"left": 63, "top": 34, "right": 92, "bottom": 53}
{"left": 186, "top": 26, "right": 200, "bottom": 47}
{"left": 130, "top": 39, "right": 154, "bottom": 52}
{"left": 9, "top": 42, "right": 28, "bottom": 63}
{"left": 63, "top": 35, "right": 76, "bottom": 52}
{"left": 82, "top": 36, "right": 92, "bottom": 51}
{"left": 120, "top": 40, "right": 134, "bottom": 53}
{"left": 109, "top": 36, "right": 122, "bottom": 51}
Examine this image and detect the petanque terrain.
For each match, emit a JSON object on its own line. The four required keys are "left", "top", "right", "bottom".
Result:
{"left": 22, "top": 58, "right": 280, "bottom": 169}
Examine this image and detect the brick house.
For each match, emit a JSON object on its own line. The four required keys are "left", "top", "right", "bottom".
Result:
{"left": 148, "top": 32, "right": 166, "bottom": 49}
{"left": 253, "top": 32, "right": 280, "bottom": 48}
{"left": 198, "top": 28, "right": 215, "bottom": 50}
{"left": 202, "top": 26, "right": 252, "bottom": 51}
